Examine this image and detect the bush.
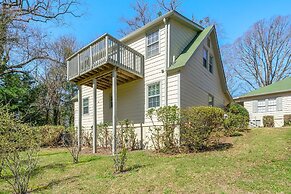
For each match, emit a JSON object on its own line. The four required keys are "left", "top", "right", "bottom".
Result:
{"left": 0, "top": 106, "right": 40, "bottom": 194}
{"left": 118, "top": 119, "right": 138, "bottom": 150}
{"left": 97, "top": 122, "right": 111, "bottom": 148}
{"left": 224, "top": 103, "right": 249, "bottom": 134}
{"left": 63, "top": 128, "right": 80, "bottom": 164}
{"left": 113, "top": 146, "right": 127, "bottom": 173}
{"left": 180, "top": 106, "right": 224, "bottom": 152}
{"left": 284, "top": 115, "right": 291, "bottom": 126}
{"left": 147, "top": 106, "right": 180, "bottom": 153}
{"left": 263, "top": 116, "right": 274, "bottom": 127}
{"left": 37, "top": 125, "right": 65, "bottom": 147}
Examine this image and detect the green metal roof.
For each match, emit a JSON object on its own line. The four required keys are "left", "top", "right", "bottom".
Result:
{"left": 241, "top": 77, "right": 291, "bottom": 98}
{"left": 167, "top": 25, "right": 213, "bottom": 71}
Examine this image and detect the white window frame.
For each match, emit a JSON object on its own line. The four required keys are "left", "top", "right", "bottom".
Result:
{"left": 268, "top": 98, "right": 276, "bottom": 112}
{"left": 83, "top": 97, "right": 89, "bottom": 115}
{"left": 147, "top": 81, "right": 161, "bottom": 108}
{"left": 209, "top": 55, "right": 214, "bottom": 73}
{"left": 146, "top": 29, "right": 160, "bottom": 59}
{"left": 203, "top": 47, "right": 208, "bottom": 68}
{"left": 257, "top": 100, "right": 266, "bottom": 113}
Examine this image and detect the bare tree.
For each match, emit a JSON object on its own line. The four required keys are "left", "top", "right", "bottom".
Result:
{"left": 230, "top": 16, "right": 290, "bottom": 89}
{"left": 119, "top": 0, "right": 152, "bottom": 36}
{"left": 0, "top": 0, "right": 79, "bottom": 77}
{"left": 157, "top": 0, "right": 181, "bottom": 12}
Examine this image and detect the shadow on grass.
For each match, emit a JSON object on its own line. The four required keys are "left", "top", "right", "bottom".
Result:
{"left": 202, "top": 143, "right": 233, "bottom": 152}
{"left": 78, "top": 156, "right": 101, "bottom": 164}
{"left": 32, "top": 163, "right": 67, "bottom": 178}
{"left": 30, "top": 175, "right": 80, "bottom": 192}
{"left": 230, "top": 132, "right": 243, "bottom": 137}
{"left": 38, "top": 151, "right": 67, "bottom": 157}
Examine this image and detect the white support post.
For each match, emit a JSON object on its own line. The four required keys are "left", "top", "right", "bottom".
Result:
{"left": 112, "top": 68, "right": 117, "bottom": 155}
{"left": 105, "top": 36, "right": 108, "bottom": 62}
{"left": 77, "top": 85, "right": 82, "bottom": 151}
{"left": 66, "top": 61, "right": 69, "bottom": 81}
{"left": 93, "top": 79, "right": 97, "bottom": 154}
{"left": 90, "top": 45, "right": 93, "bottom": 69}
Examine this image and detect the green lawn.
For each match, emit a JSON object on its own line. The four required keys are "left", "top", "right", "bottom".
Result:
{"left": 1, "top": 128, "right": 290, "bottom": 193}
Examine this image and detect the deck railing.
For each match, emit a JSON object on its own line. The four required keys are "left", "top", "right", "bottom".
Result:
{"left": 67, "top": 34, "right": 144, "bottom": 80}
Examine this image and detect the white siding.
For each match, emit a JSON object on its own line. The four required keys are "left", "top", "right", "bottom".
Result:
{"left": 167, "top": 73, "right": 180, "bottom": 106}
{"left": 243, "top": 92, "right": 291, "bottom": 127}
{"left": 180, "top": 32, "right": 229, "bottom": 108}
{"left": 170, "top": 19, "right": 197, "bottom": 66}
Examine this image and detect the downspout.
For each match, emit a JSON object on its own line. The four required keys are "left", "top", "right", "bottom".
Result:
{"left": 163, "top": 18, "right": 170, "bottom": 106}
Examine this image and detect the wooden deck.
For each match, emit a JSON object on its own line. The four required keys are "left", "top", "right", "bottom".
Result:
{"left": 67, "top": 34, "right": 144, "bottom": 90}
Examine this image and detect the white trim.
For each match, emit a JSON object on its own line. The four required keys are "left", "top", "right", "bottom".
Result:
{"left": 146, "top": 81, "right": 162, "bottom": 109}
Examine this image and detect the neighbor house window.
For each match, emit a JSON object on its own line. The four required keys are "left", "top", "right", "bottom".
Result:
{"left": 257, "top": 100, "right": 265, "bottom": 113}
{"left": 207, "top": 37, "right": 211, "bottom": 48}
{"left": 83, "top": 98, "right": 89, "bottom": 114}
{"left": 268, "top": 98, "right": 276, "bottom": 112}
{"left": 209, "top": 55, "right": 214, "bottom": 73}
{"left": 203, "top": 48, "right": 208, "bottom": 68}
{"left": 148, "top": 82, "right": 160, "bottom": 108}
{"left": 146, "top": 30, "right": 159, "bottom": 58}
{"left": 208, "top": 94, "right": 214, "bottom": 106}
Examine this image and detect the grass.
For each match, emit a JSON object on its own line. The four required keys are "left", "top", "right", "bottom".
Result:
{"left": 0, "top": 128, "right": 290, "bottom": 193}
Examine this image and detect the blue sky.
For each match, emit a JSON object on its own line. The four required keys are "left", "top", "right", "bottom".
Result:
{"left": 46, "top": 0, "right": 291, "bottom": 47}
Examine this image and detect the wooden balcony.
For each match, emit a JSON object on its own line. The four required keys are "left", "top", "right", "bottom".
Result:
{"left": 67, "top": 34, "right": 144, "bottom": 90}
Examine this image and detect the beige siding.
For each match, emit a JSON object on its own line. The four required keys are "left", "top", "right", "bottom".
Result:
{"left": 167, "top": 73, "right": 180, "bottom": 106}
{"left": 170, "top": 19, "right": 197, "bottom": 66}
{"left": 74, "top": 85, "right": 104, "bottom": 130}
{"left": 243, "top": 92, "right": 291, "bottom": 127}
{"left": 180, "top": 32, "right": 229, "bottom": 108}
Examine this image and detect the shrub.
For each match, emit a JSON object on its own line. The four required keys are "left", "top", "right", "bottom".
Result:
{"left": 37, "top": 125, "right": 65, "bottom": 147}
{"left": 63, "top": 128, "right": 80, "bottom": 164}
{"left": 224, "top": 103, "right": 249, "bottom": 134}
{"left": 118, "top": 119, "right": 138, "bottom": 150}
{"left": 97, "top": 122, "right": 111, "bottom": 148}
{"left": 0, "top": 106, "right": 40, "bottom": 194}
{"left": 113, "top": 146, "right": 127, "bottom": 173}
{"left": 180, "top": 106, "right": 224, "bottom": 152}
{"left": 147, "top": 106, "right": 180, "bottom": 153}
{"left": 284, "top": 115, "right": 291, "bottom": 126}
{"left": 263, "top": 116, "right": 274, "bottom": 127}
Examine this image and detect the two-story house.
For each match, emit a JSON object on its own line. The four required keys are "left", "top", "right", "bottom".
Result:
{"left": 67, "top": 11, "right": 232, "bottom": 153}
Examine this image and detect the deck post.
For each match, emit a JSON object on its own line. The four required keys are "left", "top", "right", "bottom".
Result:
{"left": 93, "top": 78, "right": 97, "bottom": 154}
{"left": 77, "top": 85, "right": 82, "bottom": 151}
{"left": 112, "top": 67, "right": 117, "bottom": 155}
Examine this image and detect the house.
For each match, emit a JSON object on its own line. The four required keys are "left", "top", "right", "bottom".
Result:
{"left": 67, "top": 11, "right": 232, "bottom": 154}
{"left": 235, "top": 77, "right": 291, "bottom": 127}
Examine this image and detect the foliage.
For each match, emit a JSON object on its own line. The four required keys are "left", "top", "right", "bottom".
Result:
{"left": 224, "top": 103, "right": 249, "bottom": 135}
{"left": 113, "top": 146, "right": 128, "bottom": 173}
{"left": 118, "top": 119, "right": 138, "bottom": 150}
{"left": 147, "top": 106, "right": 180, "bottom": 153}
{"left": 63, "top": 128, "right": 80, "bottom": 164}
{"left": 283, "top": 115, "right": 291, "bottom": 126}
{"left": 37, "top": 125, "right": 65, "bottom": 147}
{"left": 0, "top": 106, "right": 40, "bottom": 194}
{"left": 180, "top": 106, "right": 225, "bottom": 152}
{"left": 263, "top": 116, "right": 274, "bottom": 128}
{"left": 97, "top": 122, "right": 111, "bottom": 148}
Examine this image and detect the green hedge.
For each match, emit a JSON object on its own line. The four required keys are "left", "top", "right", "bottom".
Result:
{"left": 180, "top": 106, "right": 224, "bottom": 152}
{"left": 36, "top": 125, "right": 66, "bottom": 147}
{"left": 224, "top": 103, "right": 249, "bottom": 134}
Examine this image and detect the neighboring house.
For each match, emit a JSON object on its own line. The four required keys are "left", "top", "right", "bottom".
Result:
{"left": 67, "top": 11, "right": 232, "bottom": 152}
{"left": 235, "top": 77, "right": 291, "bottom": 127}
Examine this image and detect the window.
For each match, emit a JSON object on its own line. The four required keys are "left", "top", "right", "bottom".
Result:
{"left": 209, "top": 55, "right": 214, "bottom": 73}
{"left": 257, "top": 100, "right": 265, "bottom": 113}
{"left": 146, "top": 30, "right": 159, "bottom": 58}
{"left": 83, "top": 98, "right": 89, "bottom": 114}
{"left": 268, "top": 98, "right": 276, "bottom": 112}
{"left": 148, "top": 82, "right": 160, "bottom": 108}
{"left": 203, "top": 48, "right": 208, "bottom": 68}
{"left": 208, "top": 94, "right": 214, "bottom": 106}
{"left": 207, "top": 37, "right": 211, "bottom": 48}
